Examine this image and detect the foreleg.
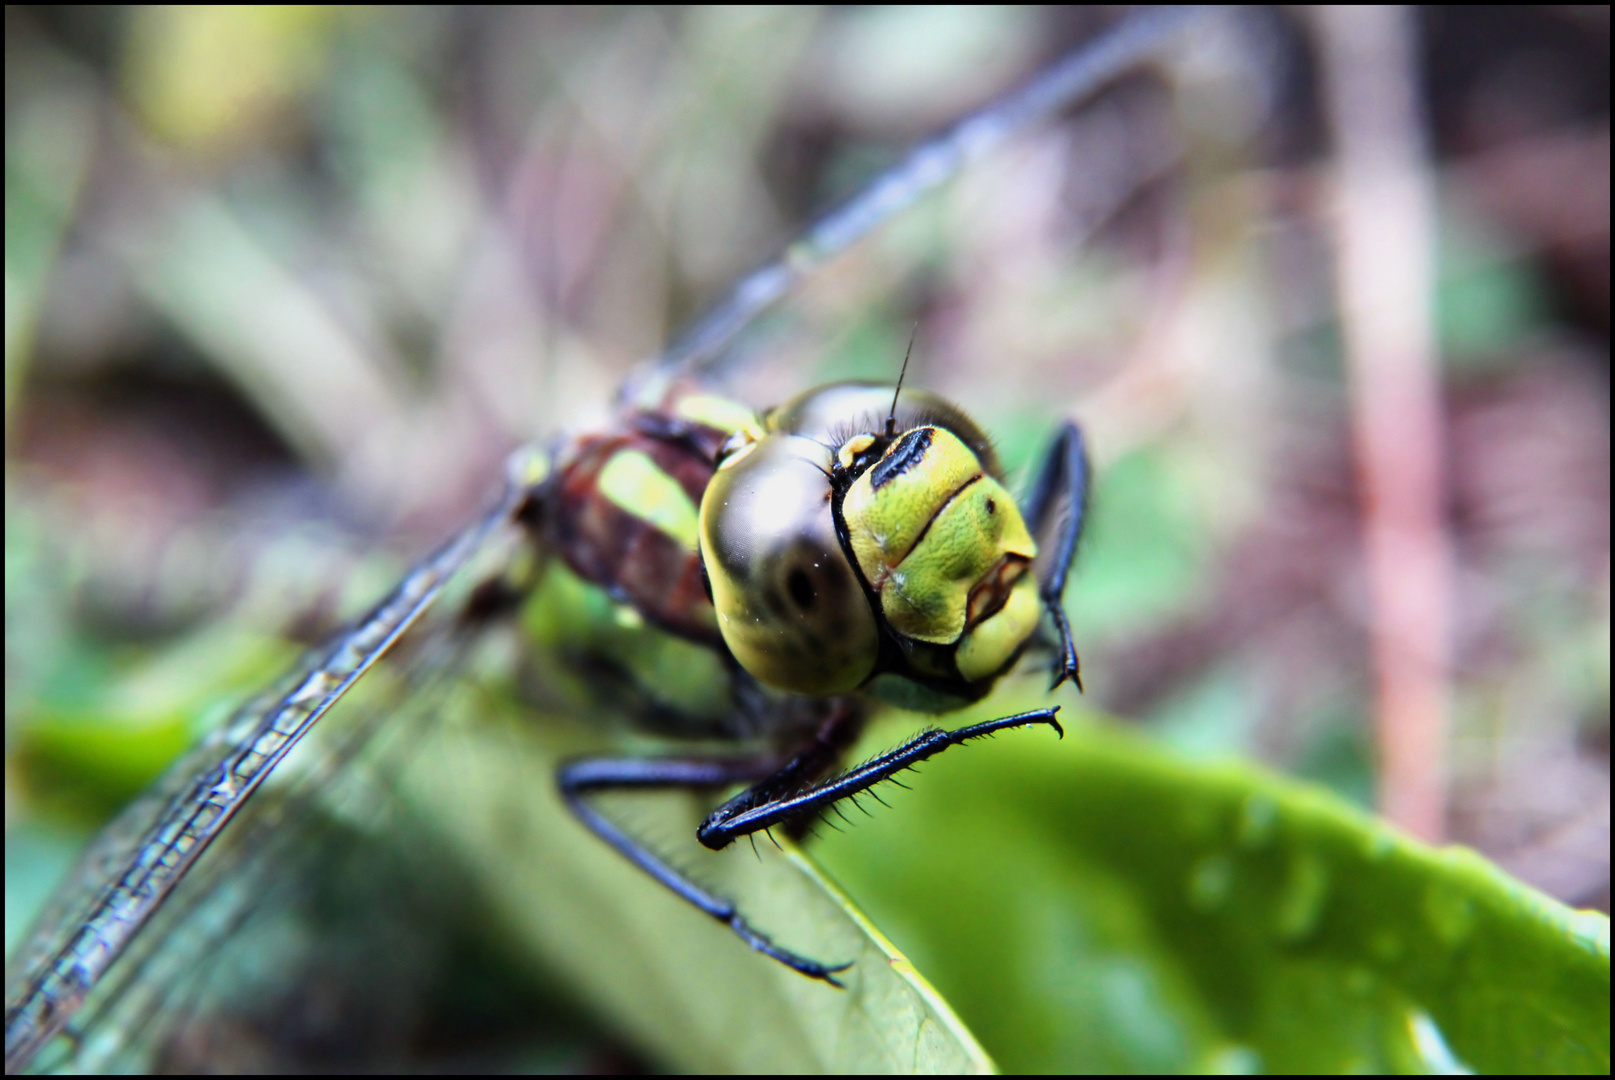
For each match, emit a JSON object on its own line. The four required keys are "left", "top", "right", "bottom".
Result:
{"left": 697, "top": 708, "right": 1063, "bottom": 849}
{"left": 557, "top": 754, "right": 853, "bottom": 984}
{"left": 1021, "top": 421, "right": 1091, "bottom": 690}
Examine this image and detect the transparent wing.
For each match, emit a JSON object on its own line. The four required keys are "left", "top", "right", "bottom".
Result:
{"left": 30, "top": 601, "right": 510, "bottom": 1072}
{"left": 3, "top": 487, "right": 522, "bottom": 1073}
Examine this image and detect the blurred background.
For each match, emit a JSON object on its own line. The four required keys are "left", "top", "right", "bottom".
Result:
{"left": 4, "top": 4, "right": 1609, "bottom": 1067}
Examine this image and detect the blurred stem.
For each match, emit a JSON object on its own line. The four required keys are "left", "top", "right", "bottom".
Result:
{"left": 1317, "top": 7, "right": 1453, "bottom": 841}
{"left": 5, "top": 78, "right": 96, "bottom": 444}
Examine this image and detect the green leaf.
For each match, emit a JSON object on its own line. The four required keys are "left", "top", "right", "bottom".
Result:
{"left": 811, "top": 699, "right": 1611, "bottom": 1074}
{"left": 399, "top": 684, "right": 994, "bottom": 1074}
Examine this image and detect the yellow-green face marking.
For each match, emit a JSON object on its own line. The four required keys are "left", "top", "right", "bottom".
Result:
{"left": 841, "top": 425, "right": 1038, "bottom": 679}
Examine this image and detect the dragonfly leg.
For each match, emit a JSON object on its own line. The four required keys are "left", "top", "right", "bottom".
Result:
{"left": 697, "top": 708, "right": 1062, "bottom": 849}
{"left": 556, "top": 755, "right": 853, "bottom": 985}
{"left": 1021, "top": 421, "right": 1091, "bottom": 690}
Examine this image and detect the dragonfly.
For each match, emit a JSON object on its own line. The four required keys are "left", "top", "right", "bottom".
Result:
{"left": 5, "top": 9, "right": 1209, "bottom": 1072}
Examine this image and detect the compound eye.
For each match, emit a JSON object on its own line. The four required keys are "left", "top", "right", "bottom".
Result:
{"left": 699, "top": 434, "right": 878, "bottom": 695}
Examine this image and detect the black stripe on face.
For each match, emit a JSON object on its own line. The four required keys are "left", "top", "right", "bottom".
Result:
{"left": 869, "top": 427, "right": 933, "bottom": 490}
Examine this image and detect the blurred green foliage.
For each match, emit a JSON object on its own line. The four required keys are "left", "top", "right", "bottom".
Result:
{"left": 816, "top": 695, "right": 1609, "bottom": 1073}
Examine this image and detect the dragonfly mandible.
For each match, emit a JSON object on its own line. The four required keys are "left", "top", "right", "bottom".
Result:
{"left": 5, "top": 9, "right": 1210, "bottom": 1072}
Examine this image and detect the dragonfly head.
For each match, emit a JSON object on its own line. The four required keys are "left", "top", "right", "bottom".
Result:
{"left": 699, "top": 382, "right": 1040, "bottom": 707}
